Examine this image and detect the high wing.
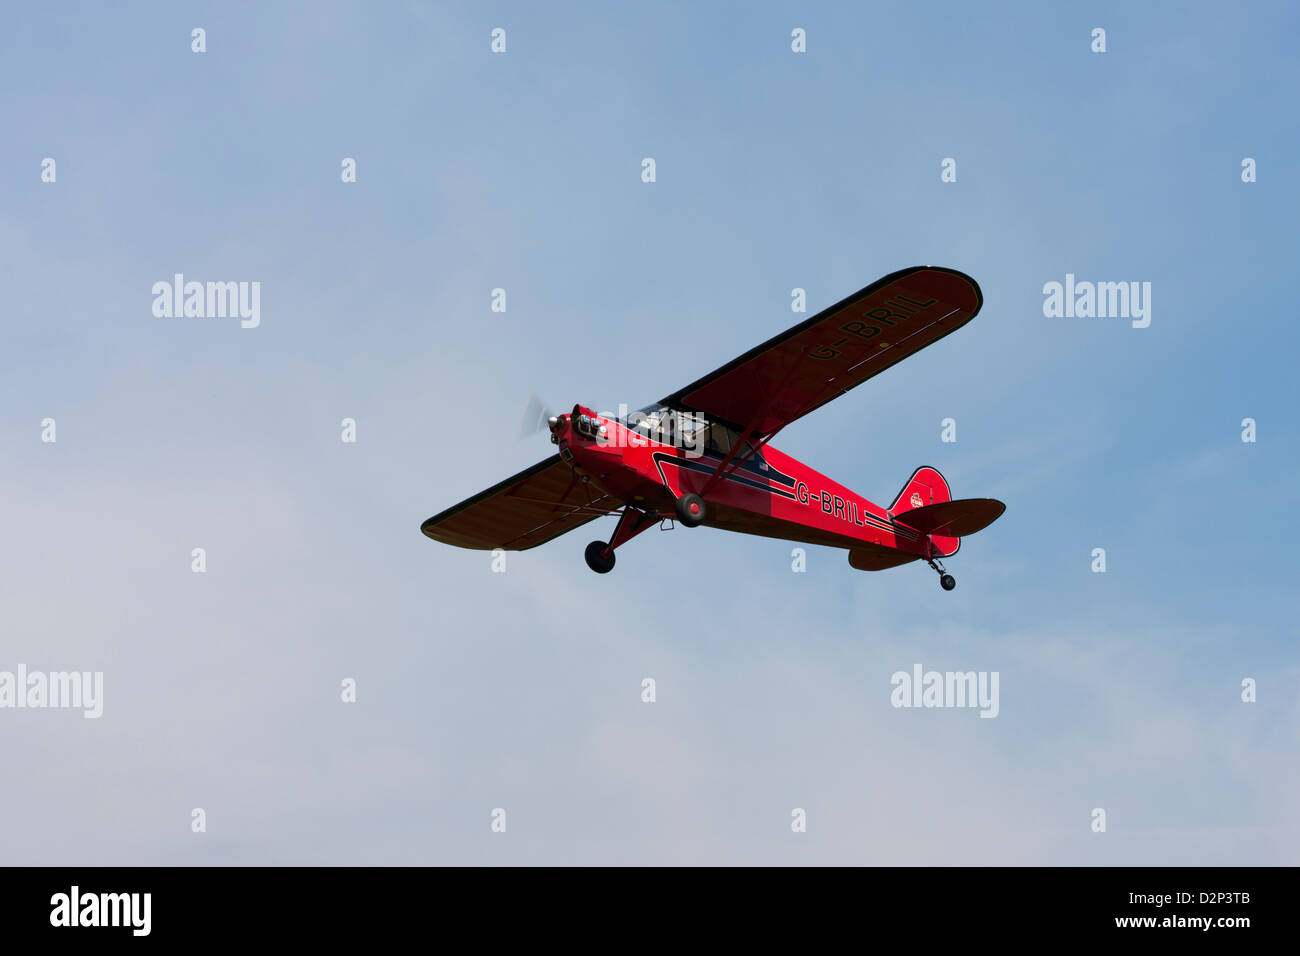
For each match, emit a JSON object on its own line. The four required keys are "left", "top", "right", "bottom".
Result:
{"left": 420, "top": 455, "right": 614, "bottom": 550}
{"left": 659, "top": 266, "right": 982, "bottom": 438}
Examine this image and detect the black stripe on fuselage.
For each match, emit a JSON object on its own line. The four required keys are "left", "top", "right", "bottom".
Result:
{"left": 650, "top": 453, "right": 923, "bottom": 542}
{"left": 653, "top": 452, "right": 800, "bottom": 500}
{"left": 653, "top": 453, "right": 921, "bottom": 543}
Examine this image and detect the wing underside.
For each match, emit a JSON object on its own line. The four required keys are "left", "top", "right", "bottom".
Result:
{"left": 660, "top": 266, "right": 983, "bottom": 437}
{"left": 420, "top": 455, "right": 612, "bottom": 550}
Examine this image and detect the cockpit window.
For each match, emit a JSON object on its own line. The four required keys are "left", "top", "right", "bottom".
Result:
{"left": 622, "top": 404, "right": 663, "bottom": 438}
{"left": 705, "top": 424, "right": 735, "bottom": 455}
{"left": 703, "top": 421, "right": 766, "bottom": 468}
{"left": 624, "top": 404, "right": 707, "bottom": 445}
{"left": 624, "top": 409, "right": 766, "bottom": 468}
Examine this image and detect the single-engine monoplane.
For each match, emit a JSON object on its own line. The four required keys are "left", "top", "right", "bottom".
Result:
{"left": 421, "top": 266, "right": 1004, "bottom": 590}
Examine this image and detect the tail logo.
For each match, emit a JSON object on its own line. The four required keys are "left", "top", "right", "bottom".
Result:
{"left": 910, "top": 492, "right": 924, "bottom": 508}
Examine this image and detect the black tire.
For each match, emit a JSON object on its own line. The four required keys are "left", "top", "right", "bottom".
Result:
{"left": 584, "top": 541, "right": 615, "bottom": 574}
{"left": 675, "top": 493, "right": 706, "bottom": 528}
{"left": 940, "top": 573, "right": 956, "bottom": 591}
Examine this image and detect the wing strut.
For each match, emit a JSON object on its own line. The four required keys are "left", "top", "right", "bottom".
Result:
{"left": 698, "top": 341, "right": 817, "bottom": 495}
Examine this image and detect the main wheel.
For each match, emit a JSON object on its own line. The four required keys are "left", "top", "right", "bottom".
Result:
{"left": 675, "top": 493, "right": 706, "bottom": 528}
{"left": 940, "top": 573, "right": 956, "bottom": 591}
{"left": 584, "top": 541, "right": 615, "bottom": 574}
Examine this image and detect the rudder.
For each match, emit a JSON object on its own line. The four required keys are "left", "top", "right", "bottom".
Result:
{"left": 889, "top": 465, "right": 951, "bottom": 517}
{"left": 889, "top": 465, "right": 957, "bottom": 558}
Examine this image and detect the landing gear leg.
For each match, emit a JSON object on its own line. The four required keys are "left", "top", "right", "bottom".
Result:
{"left": 584, "top": 507, "right": 658, "bottom": 574}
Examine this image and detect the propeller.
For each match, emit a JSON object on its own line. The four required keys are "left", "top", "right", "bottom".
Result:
{"left": 518, "top": 393, "right": 558, "bottom": 438}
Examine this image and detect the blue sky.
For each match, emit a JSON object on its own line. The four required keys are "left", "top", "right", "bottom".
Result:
{"left": 2, "top": 1, "right": 1297, "bottom": 864}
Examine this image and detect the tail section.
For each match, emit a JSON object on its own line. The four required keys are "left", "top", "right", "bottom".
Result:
{"left": 850, "top": 465, "right": 1005, "bottom": 588}
{"left": 852, "top": 465, "right": 1003, "bottom": 590}
{"left": 889, "top": 466, "right": 952, "bottom": 517}
{"left": 887, "top": 466, "right": 1005, "bottom": 560}
{"left": 898, "top": 498, "right": 1006, "bottom": 538}
{"left": 889, "top": 466, "right": 961, "bottom": 558}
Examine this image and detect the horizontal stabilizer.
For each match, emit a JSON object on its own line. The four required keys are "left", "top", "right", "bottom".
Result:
{"left": 895, "top": 498, "right": 1005, "bottom": 538}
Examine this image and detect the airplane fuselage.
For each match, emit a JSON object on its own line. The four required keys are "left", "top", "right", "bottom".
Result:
{"left": 555, "top": 405, "right": 955, "bottom": 558}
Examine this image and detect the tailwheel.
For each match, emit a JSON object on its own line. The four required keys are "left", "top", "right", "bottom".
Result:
{"left": 926, "top": 555, "right": 955, "bottom": 592}
{"left": 675, "top": 493, "right": 706, "bottom": 528}
{"left": 584, "top": 541, "right": 615, "bottom": 574}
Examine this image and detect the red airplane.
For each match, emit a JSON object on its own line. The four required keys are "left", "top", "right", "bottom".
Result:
{"left": 421, "top": 266, "right": 1004, "bottom": 591}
